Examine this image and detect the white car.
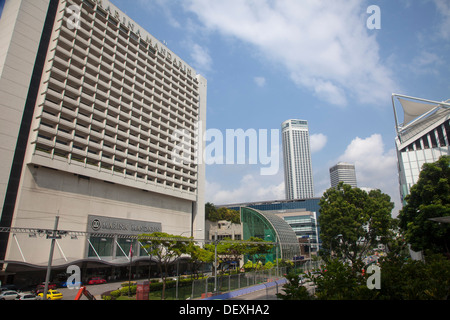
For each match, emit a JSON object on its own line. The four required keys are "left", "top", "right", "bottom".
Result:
{"left": 16, "top": 293, "right": 39, "bottom": 300}
{"left": 0, "top": 290, "right": 19, "bottom": 300}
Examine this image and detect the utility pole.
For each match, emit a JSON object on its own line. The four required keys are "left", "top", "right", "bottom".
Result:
{"left": 43, "top": 216, "right": 60, "bottom": 300}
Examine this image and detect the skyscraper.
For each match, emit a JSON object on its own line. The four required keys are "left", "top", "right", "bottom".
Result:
{"left": 282, "top": 119, "right": 315, "bottom": 200}
{"left": 392, "top": 94, "right": 450, "bottom": 203}
{"left": 329, "top": 162, "right": 357, "bottom": 188}
{"left": 0, "top": 0, "right": 206, "bottom": 278}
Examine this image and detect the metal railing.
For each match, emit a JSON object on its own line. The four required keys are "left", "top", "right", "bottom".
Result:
{"left": 162, "top": 268, "right": 288, "bottom": 300}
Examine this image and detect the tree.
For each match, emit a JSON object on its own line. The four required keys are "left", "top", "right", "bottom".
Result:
{"left": 204, "top": 237, "right": 273, "bottom": 273}
{"left": 319, "top": 183, "right": 394, "bottom": 265}
{"left": 378, "top": 250, "right": 450, "bottom": 300}
{"left": 276, "top": 272, "right": 312, "bottom": 300}
{"left": 309, "top": 259, "right": 377, "bottom": 300}
{"left": 186, "top": 243, "right": 214, "bottom": 279}
{"left": 245, "top": 237, "right": 274, "bottom": 263}
{"left": 398, "top": 156, "right": 450, "bottom": 257}
{"left": 205, "top": 202, "right": 219, "bottom": 221}
{"left": 138, "top": 232, "right": 191, "bottom": 300}
{"left": 205, "top": 203, "right": 240, "bottom": 224}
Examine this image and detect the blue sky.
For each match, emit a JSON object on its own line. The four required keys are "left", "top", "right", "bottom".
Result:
{"left": 113, "top": 0, "right": 449, "bottom": 215}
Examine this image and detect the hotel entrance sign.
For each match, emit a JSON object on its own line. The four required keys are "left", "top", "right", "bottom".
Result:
{"left": 88, "top": 215, "right": 161, "bottom": 236}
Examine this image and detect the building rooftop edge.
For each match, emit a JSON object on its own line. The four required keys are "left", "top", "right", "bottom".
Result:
{"left": 217, "top": 197, "right": 321, "bottom": 208}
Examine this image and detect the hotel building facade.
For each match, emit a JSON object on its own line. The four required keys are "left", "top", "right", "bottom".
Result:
{"left": 282, "top": 119, "right": 315, "bottom": 200}
{"left": 0, "top": 0, "right": 206, "bottom": 283}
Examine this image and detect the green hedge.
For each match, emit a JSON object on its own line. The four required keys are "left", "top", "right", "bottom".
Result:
{"left": 108, "top": 277, "right": 201, "bottom": 299}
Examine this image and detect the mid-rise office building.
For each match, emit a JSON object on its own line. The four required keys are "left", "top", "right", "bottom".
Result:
{"left": 0, "top": 0, "right": 206, "bottom": 284}
{"left": 329, "top": 162, "right": 357, "bottom": 188}
{"left": 392, "top": 94, "right": 450, "bottom": 203}
{"left": 282, "top": 119, "right": 315, "bottom": 200}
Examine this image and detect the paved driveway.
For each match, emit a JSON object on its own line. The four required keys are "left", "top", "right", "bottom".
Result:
{"left": 58, "top": 281, "right": 127, "bottom": 300}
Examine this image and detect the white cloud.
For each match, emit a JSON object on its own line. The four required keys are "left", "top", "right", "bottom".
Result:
{"left": 310, "top": 133, "right": 328, "bottom": 154}
{"left": 182, "top": 0, "right": 397, "bottom": 107}
{"left": 189, "top": 43, "right": 213, "bottom": 75}
{"left": 254, "top": 76, "right": 266, "bottom": 87}
{"left": 411, "top": 50, "right": 443, "bottom": 75}
{"left": 434, "top": 0, "right": 450, "bottom": 40}
{"left": 136, "top": 0, "right": 181, "bottom": 28}
{"left": 337, "top": 134, "right": 401, "bottom": 215}
{"left": 206, "top": 173, "right": 285, "bottom": 205}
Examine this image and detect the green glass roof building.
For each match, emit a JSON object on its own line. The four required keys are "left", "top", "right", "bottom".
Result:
{"left": 241, "top": 207, "right": 301, "bottom": 263}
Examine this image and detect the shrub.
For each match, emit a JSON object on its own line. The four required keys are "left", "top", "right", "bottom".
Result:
{"left": 110, "top": 290, "right": 121, "bottom": 298}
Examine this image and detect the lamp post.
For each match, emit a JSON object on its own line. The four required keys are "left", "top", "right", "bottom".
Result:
{"left": 43, "top": 216, "right": 60, "bottom": 300}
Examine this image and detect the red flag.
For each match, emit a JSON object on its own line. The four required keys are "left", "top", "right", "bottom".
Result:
{"left": 129, "top": 245, "right": 133, "bottom": 260}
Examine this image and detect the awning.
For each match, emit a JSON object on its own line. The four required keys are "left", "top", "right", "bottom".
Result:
{"left": 398, "top": 98, "right": 438, "bottom": 126}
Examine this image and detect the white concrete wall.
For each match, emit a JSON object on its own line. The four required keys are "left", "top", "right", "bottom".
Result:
{"left": 7, "top": 165, "right": 193, "bottom": 265}
{"left": 0, "top": 0, "right": 50, "bottom": 214}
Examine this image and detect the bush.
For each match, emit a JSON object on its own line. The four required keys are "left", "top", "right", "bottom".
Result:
{"left": 120, "top": 286, "right": 136, "bottom": 296}
{"left": 121, "top": 281, "right": 137, "bottom": 287}
{"left": 378, "top": 252, "right": 450, "bottom": 300}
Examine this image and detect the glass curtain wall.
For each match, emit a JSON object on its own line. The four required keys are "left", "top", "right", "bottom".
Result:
{"left": 241, "top": 207, "right": 300, "bottom": 263}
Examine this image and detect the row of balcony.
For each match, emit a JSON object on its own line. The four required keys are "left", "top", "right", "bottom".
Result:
{"left": 38, "top": 104, "right": 198, "bottom": 175}
{"left": 50, "top": 44, "right": 199, "bottom": 123}
{"left": 34, "top": 136, "right": 198, "bottom": 193}
{"left": 59, "top": 6, "right": 199, "bottom": 102}
{"left": 44, "top": 68, "right": 198, "bottom": 137}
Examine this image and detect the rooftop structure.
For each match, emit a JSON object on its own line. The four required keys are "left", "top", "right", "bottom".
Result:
{"left": 392, "top": 93, "right": 450, "bottom": 202}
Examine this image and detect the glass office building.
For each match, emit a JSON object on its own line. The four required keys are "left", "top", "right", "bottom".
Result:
{"left": 224, "top": 198, "right": 321, "bottom": 250}
{"left": 329, "top": 162, "right": 357, "bottom": 188}
{"left": 241, "top": 207, "right": 301, "bottom": 263}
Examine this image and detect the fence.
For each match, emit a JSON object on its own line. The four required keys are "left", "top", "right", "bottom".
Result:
{"left": 158, "top": 268, "right": 285, "bottom": 300}
{"left": 158, "top": 261, "right": 323, "bottom": 300}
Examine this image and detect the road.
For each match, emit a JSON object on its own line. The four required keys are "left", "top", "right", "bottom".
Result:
{"left": 56, "top": 278, "right": 294, "bottom": 301}
{"left": 57, "top": 281, "right": 126, "bottom": 300}
{"left": 228, "top": 283, "right": 284, "bottom": 300}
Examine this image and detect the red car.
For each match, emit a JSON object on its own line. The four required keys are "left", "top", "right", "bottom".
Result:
{"left": 35, "top": 283, "right": 57, "bottom": 294}
{"left": 87, "top": 277, "right": 106, "bottom": 285}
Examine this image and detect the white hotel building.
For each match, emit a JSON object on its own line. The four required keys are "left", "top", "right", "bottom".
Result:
{"left": 0, "top": 0, "right": 207, "bottom": 283}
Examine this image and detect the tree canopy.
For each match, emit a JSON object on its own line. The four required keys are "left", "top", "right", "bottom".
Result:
{"left": 398, "top": 155, "right": 450, "bottom": 256}
{"left": 205, "top": 202, "right": 240, "bottom": 224}
{"left": 138, "top": 232, "right": 192, "bottom": 299}
{"left": 204, "top": 237, "right": 273, "bottom": 273}
{"left": 318, "top": 182, "right": 395, "bottom": 264}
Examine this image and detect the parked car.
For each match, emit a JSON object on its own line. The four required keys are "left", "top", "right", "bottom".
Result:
{"left": 37, "top": 289, "right": 63, "bottom": 300}
{"left": 59, "top": 280, "right": 82, "bottom": 288}
{"left": 87, "top": 277, "right": 106, "bottom": 285}
{"left": 34, "top": 283, "right": 57, "bottom": 294}
{"left": 0, "top": 290, "right": 19, "bottom": 300}
{"left": 16, "top": 293, "right": 39, "bottom": 300}
{"left": 0, "top": 284, "right": 18, "bottom": 292}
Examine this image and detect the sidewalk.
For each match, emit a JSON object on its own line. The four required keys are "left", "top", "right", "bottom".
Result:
{"left": 202, "top": 278, "right": 287, "bottom": 300}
